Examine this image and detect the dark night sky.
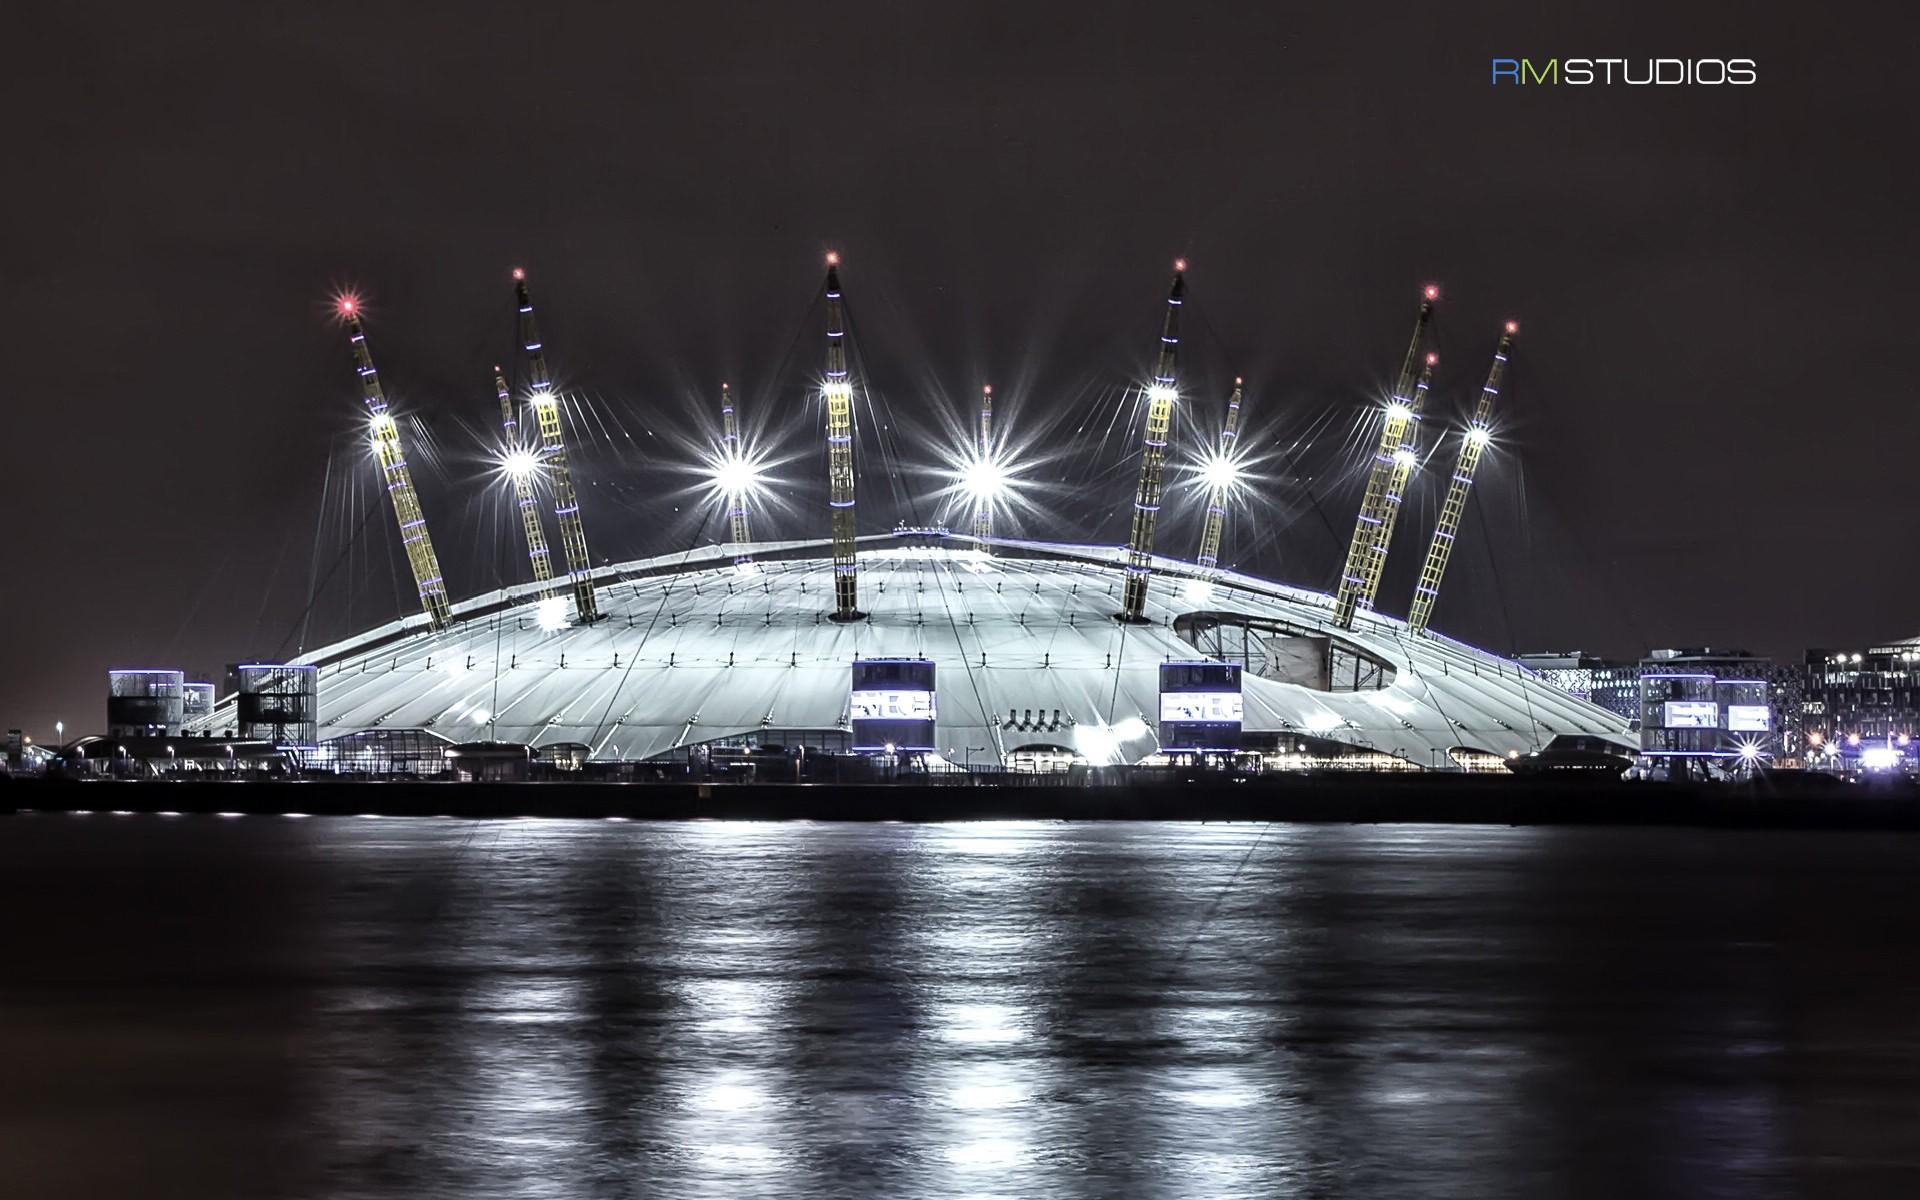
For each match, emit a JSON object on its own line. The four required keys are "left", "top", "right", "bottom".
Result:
{"left": 5, "top": 2, "right": 1915, "bottom": 738}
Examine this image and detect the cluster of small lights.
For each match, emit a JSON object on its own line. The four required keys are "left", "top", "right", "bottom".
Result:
{"left": 822, "top": 381, "right": 853, "bottom": 402}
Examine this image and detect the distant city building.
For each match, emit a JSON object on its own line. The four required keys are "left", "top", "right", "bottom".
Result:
{"left": 1639, "top": 673, "right": 1772, "bottom": 773}
{"left": 1803, "top": 638, "right": 1920, "bottom": 758}
{"left": 1515, "top": 651, "right": 1644, "bottom": 724}
{"left": 1639, "top": 648, "right": 1800, "bottom": 757}
{"left": 1588, "top": 664, "right": 1644, "bottom": 725}
{"left": 107, "top": 669, "right": 185, "bottom": 738}
{"left": 1515, "top": 651, "right": 1605, "bottom": 697}
{"left": 1522, "top": 647, "right": 1801, "bottom": 755}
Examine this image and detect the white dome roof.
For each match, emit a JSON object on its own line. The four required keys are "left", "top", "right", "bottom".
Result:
{"left": 191, "top": 533, "right": 1628, "bottom": 767}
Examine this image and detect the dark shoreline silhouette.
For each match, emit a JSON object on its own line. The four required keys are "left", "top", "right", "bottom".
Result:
{"left": 9, "top": 773, "right": 1916, "bottom": 829}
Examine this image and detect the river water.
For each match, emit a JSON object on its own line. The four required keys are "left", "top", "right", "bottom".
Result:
{"left": 2, "top": 815, "right": 1916, "bottom": 1197}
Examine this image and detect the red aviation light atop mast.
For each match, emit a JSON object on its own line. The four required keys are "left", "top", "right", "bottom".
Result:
{"left": 1332, "top": 284, "right": 1439, "bottom": 629}
{"left": 1408, "top": 321, "right": 1519, "bottom": 635}
{"left": 1118, "top": 259, "right": 1188, "bottom": 622}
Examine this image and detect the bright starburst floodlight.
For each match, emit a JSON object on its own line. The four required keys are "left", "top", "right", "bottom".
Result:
{"left": 497, "top": 448, "right": 542, "bottom": 482}
{"left": 1467, "top": 426, "right": 1493, "bottom": 447}
{"left": 709, "top": 452, "right": 764, "bottom": 499}
{"left": 1393, "top": 447, "right": 1418, "bottom": 468}
{"left": 1196, "top": 448, "right": 1246, "bottom": 495}
{"left": 701, "top": 445, "right": 771, "bottom": 507}
{"left": 1145, "top": 383, "right": 1177, "bottom": 404}
{"left": 1385, "top": 401, "right": 1412, "bottom": 421}
{"left": 936, "top": 439, "right": 1026, "bottom": 530}
{"left": 956, "top": 451, "right": 1011, "bottom": 510}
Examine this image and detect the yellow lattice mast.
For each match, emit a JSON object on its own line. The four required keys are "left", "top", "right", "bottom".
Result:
{"left": 337, "top": 297, "right": 452, "bottom": 630}
{"left": 1194, "top": 376, "right": 1245, "bottom": 575}
{"left": 513, "top": 268, "right": 599, "bottom": 623}
{"left": 821, "top": 252, "right": 861, "bottom": 621}
{"left": 1119, "top": 260, "right": 1188, "bottom": 622}
{"left": 1367, "top": 351, "right": 1436, "bottom": 589}
{"left": 1408, "top": 321, "right": 1517, "bottom": 635}
{"left": 495, "top": 365, "right": 555, "bottom": 595}
{"left": 971, "top": 384, "right": 994, "bottom": 544}
{"left": 1332, "top": 284, "right": 1438, "bottom": 628}
{"left": 719, "top": 382, "right": 754, "bottom": 565}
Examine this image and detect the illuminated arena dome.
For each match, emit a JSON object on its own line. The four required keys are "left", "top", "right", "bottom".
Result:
{"left": 178, "top": 260, "right": 1630, "bottom": 772}
{"left": 188, "top": 532, "right": 1630, "bottom": 769}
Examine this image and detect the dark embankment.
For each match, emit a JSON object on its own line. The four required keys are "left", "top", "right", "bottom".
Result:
{"left": 6, "top": 773, "right": 1917, "bottom": 828}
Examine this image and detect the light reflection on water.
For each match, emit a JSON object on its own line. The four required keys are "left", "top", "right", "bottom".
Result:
{"left": 5, "top": 818, "right": 1920, "bottom": 1197}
